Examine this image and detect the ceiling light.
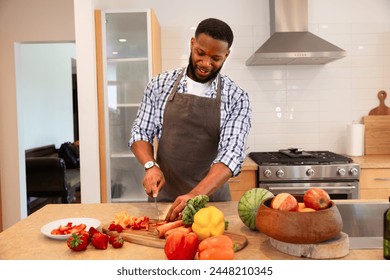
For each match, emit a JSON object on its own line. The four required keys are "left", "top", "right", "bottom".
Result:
{"left": 112, "top": 51, "right": 118, "bottom": 55}
{"left": 118, "top": 38, "right": 127, "bottom": 42}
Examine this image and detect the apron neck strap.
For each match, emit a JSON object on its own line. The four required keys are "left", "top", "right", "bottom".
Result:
{"left": 168, "top": 68, "right": 222, "bottom": 102}
{"left": 168, "top": 68, "right": 185, "bottom": 101}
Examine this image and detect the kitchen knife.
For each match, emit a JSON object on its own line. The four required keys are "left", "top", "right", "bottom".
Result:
{"left": 153, "top": 193, "right": 160, "bottom": 220}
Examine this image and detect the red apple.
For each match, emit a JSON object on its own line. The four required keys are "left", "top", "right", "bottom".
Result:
{"left": 271, "top": 193, "right": 298, "bottom": 211}
{"left": 303, "top": 188, "right": 331, "bottom": 210}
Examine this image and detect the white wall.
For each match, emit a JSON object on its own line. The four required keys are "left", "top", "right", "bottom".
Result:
{"left": 16, "top": 43, "right": 75, "bottom": 149}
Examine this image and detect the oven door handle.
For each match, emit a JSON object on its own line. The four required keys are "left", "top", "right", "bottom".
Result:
{"left": 268, "top": 186, "right": 357, "bottom": 191}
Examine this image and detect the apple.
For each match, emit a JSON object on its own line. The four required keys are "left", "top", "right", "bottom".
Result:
{"left": 271, "top": 193, "right": 298, "bottom": 211}
{"left": 303, "top": 188, "right": 331, "bottom": 210}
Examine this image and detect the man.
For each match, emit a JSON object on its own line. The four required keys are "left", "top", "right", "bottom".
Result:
{"left": 129, "top": 18, "right": 251, "bottom": 221}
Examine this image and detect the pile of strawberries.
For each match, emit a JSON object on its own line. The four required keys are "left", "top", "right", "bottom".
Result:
{"left": 67, "top": 226, "right": 123, "bottom": 251}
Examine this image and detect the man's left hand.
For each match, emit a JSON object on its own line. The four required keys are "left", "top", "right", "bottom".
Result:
{"left": 165, "top": 193, "right": 195, "bottom": 222}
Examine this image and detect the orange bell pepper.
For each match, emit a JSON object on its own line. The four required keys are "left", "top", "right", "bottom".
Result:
{"left": 198, "top": 235, "right": 235, "bottom": 260}
{"left": 164, "top": 230, "right": 199, "bottom": 260}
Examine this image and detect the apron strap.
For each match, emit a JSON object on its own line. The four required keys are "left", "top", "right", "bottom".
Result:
{"left": 168, "top": 68, "right": 222, "bottom": 102}
{"left": 168, "top": 68, "right": 185, "bottom": 101}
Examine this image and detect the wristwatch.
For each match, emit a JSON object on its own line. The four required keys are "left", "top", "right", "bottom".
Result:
{"left": 144, "top": 161, "right": 159, "bottom": 170}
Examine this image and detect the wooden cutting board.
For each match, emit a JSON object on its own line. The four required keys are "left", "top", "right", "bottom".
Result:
{"left": 269, "top": 232, "right": 349, "bottom": 259}
{"left": 102, "top": 223, "right": 248, "bottom": 251}
{"left": 369, "top": 90, "right": 390, "bottom": 115}
{"left": 363, "top": 115, "right": 390, "bottom": 154}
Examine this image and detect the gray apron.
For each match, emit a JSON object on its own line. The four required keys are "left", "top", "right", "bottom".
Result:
{"left": 154, "top": 69, "right": 231, "bottom": 202}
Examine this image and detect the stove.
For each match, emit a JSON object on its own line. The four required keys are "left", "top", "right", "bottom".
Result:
{"left": 249, "top": 148, "right": 360, "bottom": 199}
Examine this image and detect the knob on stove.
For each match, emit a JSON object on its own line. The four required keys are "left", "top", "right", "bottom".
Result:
{"left": 349, "top": 167, "right": 358, "bottom": 176}
{"left": 337, "top": 168, "right": 346, "bottom": 176}
{"left": 263, "top": 169, "right": 272, "bottom": 178}
{"left": 276, "top": 169, "right": 284, "bottom": 178}
{"left": 306, "top": 168, "right": 315, "bottom": 177}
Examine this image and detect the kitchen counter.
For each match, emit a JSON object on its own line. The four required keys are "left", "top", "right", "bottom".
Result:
{"left": 0, "top": 201, "right": 384, "bottom": 260}
{"left": 241, "top": 156, "right": 258, "bottom": 171}
{"left": 351, "top": 154, "right": 390, "bottom": 168}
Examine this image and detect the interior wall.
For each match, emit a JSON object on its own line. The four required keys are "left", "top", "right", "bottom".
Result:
{"left": 0, "top": 0, "right": 75, "bottom": 229}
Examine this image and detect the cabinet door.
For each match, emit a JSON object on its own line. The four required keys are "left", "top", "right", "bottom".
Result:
{"left": 360, "top": 169, "right": 390, "bottom": 199}
{"left": 96, "top": 9, "right": 161, "bottom": 202}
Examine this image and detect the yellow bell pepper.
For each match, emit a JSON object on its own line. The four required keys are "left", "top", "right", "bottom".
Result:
{"left": 192, "top": 206, "right": 225, "bottom": 240}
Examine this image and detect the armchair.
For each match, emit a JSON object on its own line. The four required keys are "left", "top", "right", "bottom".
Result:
{"left": 25, "top": 144, "right": 80, "bottom": 213}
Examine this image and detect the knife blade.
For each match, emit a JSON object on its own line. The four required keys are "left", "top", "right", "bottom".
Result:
{"left": 153, "top": 194, "right": 160, "bottom": 221}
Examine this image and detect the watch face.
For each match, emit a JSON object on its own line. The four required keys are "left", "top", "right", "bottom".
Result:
{"left": 144, "top": 161, "right": 154, "bottom": 169}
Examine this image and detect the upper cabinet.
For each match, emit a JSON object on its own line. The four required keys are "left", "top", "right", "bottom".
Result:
{"left": 95, "top": 9, "right": 161, "bottom": 202}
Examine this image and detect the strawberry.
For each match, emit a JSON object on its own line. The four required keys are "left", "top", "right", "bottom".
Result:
{"left": 69, "top": 223, "right": 87, "bottom": 234}
{"left": 88, "top": 226, "right": 100, "bottom": 235}
{"left": 108, "top": 223, "right": 116, "bottom": 231}
{"left": 80, "top": 230, "right": 91, "bottom": 242}
{"left": 115, "top": 224, "right": 124, "bottom": 233}
{"left": 91, "top": 231, "right": 109, "bottom": 250}
{"left": 67, "top": 233, "right": 89, "bottom": 251}
{"left": 109, "top": 235, "right": 124, "bottom": 248}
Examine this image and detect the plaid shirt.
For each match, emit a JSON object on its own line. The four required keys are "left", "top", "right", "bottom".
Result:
{"left": 129, "top": 67, "right": 252, "bottom": 176}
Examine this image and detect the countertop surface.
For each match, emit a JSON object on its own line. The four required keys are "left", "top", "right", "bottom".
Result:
{"left": 350, "top": 154, "right": 390, "bottom": 168}
{"left": 241, "top": 157, "right": 258, "bottom": 171}
{"left": 0, "top": 201, "right": 384, "bottom": 260}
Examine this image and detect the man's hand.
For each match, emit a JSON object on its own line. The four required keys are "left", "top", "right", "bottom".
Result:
{"left": 143, "top": 167, "right": 165, "bottom": 197}
{"left": 165, "top": 193, "right": 196, "bottom": 222}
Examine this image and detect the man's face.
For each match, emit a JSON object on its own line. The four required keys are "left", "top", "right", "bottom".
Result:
{"left": 188, "top": 33, "right": 230, "bottom": 83}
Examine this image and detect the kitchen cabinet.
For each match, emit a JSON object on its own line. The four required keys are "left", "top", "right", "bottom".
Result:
{"left": 351, "top": 155, "right": 390, "bottom": 199}
{"left": 229, "top": 157, "right": 258, "bottom": 201}
{"left": 360, "top": 169, "right": 390, "bottom": 199}
{"left": 95, "top": 9, "right": 161, "bottom": 202}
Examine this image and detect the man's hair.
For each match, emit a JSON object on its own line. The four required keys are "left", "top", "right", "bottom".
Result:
{"left": 195, "top": 18, "right": 234, "bottom": 49}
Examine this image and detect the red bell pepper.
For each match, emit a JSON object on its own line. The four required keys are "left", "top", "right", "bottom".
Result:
{"left": 164, "top": 229, "right": 199, "bottom": 260}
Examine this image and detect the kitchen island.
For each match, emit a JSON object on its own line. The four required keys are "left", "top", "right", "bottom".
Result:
{"left": 0, "top": 201, "right": 384, "bottom": 260}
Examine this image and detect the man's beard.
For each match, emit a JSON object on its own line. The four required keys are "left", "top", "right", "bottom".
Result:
{"left": 187, "top": 53, "right": 222, "bottom": 83}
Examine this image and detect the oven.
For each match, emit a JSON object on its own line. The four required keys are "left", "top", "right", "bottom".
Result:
{"left": 249, "top": 148, "right": 360, "bottom": 199}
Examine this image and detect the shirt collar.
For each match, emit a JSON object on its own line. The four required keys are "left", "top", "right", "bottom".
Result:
{"left": 179, "top": 66, "right": 220, "bottom": 97}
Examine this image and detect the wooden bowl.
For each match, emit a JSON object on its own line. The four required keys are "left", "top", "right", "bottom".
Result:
{"left": 256, "top": 196, "right": 343, "bottom": 244}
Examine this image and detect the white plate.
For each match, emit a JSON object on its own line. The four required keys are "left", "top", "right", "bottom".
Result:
{"left": 41, "top": 217, "right": 101, "bottom": 240}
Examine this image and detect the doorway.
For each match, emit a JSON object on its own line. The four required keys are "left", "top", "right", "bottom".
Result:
{"left": 15, "top": 42, "right": 79, "bottom": 215}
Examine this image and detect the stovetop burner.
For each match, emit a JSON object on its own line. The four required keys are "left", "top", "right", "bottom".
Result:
{"left": 249, "top": 150, "right": 353, "bottom": 165}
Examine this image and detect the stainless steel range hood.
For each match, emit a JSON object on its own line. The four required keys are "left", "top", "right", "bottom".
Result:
{"left": 246, "top": 0, "right": 346, "bottom": 66}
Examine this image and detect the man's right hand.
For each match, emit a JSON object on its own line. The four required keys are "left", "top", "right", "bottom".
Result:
{"left": 143, "top": 166, "right": 165, "bottom": 197}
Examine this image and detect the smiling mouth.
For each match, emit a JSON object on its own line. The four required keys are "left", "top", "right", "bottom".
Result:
{"left": 196, "top": 67, "right": 211, "bottom": 77}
